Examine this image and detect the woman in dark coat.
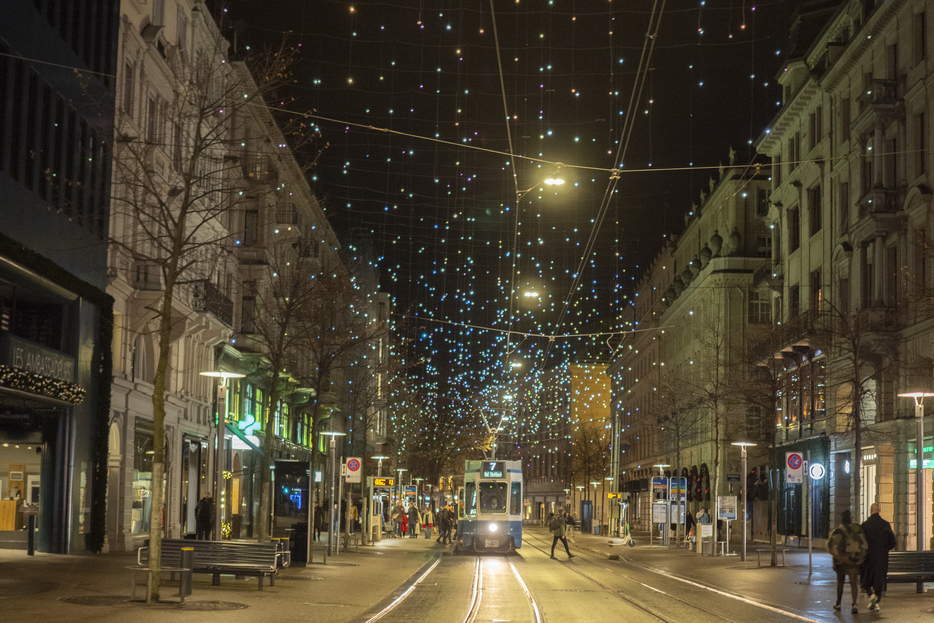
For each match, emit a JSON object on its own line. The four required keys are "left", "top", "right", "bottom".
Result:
{"left": 860, "top": 503, "right": 896, "bottom": 612}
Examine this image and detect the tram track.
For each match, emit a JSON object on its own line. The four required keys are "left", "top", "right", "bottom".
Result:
{"left": 522, "top": 530, "right": 819, "bottom": 623}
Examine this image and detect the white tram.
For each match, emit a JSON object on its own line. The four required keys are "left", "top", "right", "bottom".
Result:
{"left": 457, "top": 460, "right": 523, "bottom": 553}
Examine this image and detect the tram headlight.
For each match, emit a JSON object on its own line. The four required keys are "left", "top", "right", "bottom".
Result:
{"left": 488, "top": 523, "right": 498, "bottom": 532}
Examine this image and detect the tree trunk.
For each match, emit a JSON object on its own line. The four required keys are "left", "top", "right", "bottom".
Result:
{"left": 770, "top": 424, "right": 779, "bottom": 566}
{"left": 147, "top": 277, "right": 177, "bottom": 600}
{"left": 712, "top": 404, "right": 722, "bottom": 555}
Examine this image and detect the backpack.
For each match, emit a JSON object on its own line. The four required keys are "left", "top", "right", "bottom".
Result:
{"left": 549, "top": 514, "right": 562, "bottom": 531}
{"left": 829, "top": 523, "right": 868, "bottom": 566}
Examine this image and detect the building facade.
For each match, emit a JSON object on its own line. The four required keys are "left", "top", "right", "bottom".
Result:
{"left": 0, "top": 0, "right": 119, "bottom": 553}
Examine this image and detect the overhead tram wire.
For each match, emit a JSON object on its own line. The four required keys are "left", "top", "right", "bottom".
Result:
{"left": 541, "top": 0, "right": 669, "bottom": 372}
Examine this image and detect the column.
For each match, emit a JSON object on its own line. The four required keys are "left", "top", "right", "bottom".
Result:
{"left": 874, "top": 233, "right": 885, "bottom": 306}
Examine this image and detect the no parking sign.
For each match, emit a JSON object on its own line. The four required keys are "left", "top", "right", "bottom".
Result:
{"left": 786, "top": 452, "right": 804, "bottom": 484}
{"left": 345, "top": 457, "right": 362, "bottom": 483}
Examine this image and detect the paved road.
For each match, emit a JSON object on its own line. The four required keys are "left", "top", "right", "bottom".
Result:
{"left": 1, "top": 527, "right": 931, "bottom": 622}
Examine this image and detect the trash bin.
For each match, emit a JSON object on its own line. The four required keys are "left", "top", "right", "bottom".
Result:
{"left": 593, "top": 525, "right": 601, "bottom": 536}
{"left": 291, "top": 523, "right": 308, "bottom": 566}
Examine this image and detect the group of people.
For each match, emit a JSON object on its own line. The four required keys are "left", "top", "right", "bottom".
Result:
{"left": 827, "top": 503, "right": 897, "bottom": 613}
{"left": 384, "top": 503, "right": 457, "bottom": 544}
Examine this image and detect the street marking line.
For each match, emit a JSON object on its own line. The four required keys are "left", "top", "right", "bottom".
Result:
{"left": 363, "top": 556, "right": 442, "bottom": 623}
{"left": 508, "top": 559, "right": 542, "bottom": 623}
{"left": 650, "top": 569, "right": 822, "bottom": 623}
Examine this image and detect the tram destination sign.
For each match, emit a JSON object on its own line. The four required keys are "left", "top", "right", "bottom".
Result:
{"left": 482, "top": 461, "right": 504, "bottom": 478}
{"left": 0, "top": 333, "right": 74, "bottom": 382}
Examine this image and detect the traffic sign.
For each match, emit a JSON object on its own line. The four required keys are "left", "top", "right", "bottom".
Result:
{"left": 726, "top": 473, "right": 741, "bottom": 483}
{"left": 809, "top": 462, "right": 826, "bottom": 480}
{"left": 607, "top": 493, "right": 621, "bottom": 499}
{"left": 344, "top": 457, "right": 362, "bottom": 483}
{"left": 786, "top": 452, "right": 804, "bottom": 484}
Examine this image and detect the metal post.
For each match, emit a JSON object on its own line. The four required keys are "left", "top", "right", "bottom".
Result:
{"left": 807, "top": 449, "right": 812, "bottom": 575}
{"left": 215, "top": 380, "right": 226, "bottom": 541}
{"left": 328, "top": 436, "right": 337, "bottom": 557}
{"left": 307, "top": 459, "right": 314, "bottom": 564}
{"left": 916, "top": 398, "right": 926, "bottom": 593}
{"left": 741, "top": 446, "right": 748, "bottom": 562}
{"left": 179, "top": 547, "right": 193, "bottom": 600}
{"left": 27, "top": 514, "right": 35, "bottom": 556}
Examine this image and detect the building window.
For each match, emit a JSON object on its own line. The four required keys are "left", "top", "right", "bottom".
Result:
{"left": 886, "top": 245, "right": 898, "bottom": 307}
{"left": 123, "top": 61, "right": 134, "bottom": 117}
{"left": 916, "top": 112, "right": 927, "bottom": 178}
{"left": 788, "top": 136, "right": 797, "bottom": 172}
{"left": 757, "top": 235, "right": 772, "bottom": 258}
{"left": 809, "top": 106, "right": 822, "bottom": 150}
{"left": 838, "top": 276, "right": 850, "bottom": 315}
{"left": 839, "top": 181, "right": 849, "bottom": 232}
{"left": 808, "top": 186, "right": 822, "bottom": 235}
{"left": 790, "top": 284, "right": 800, "bottom": 319}
{"left": 177, "top": 7, "right": 188, "bottom": 55}
{"left": 840, "top": 98, "right": 851, "bottom": 144}
{"left": 915, "top": 11, "right": 927, "bottom": 65}
{"left": 756, "top": 188, "right": 769, "bottom": 216}
{"left": 748, "top": 290, "right": 769, "bottom": 324}
{"left": 811, "top": 268, "right": 823, "bottom": 313}
{"left": 147, "top": 96, "right": 157, "bottom": 144}
{"left": 916, "top": 228, "right": 928, "bottom": 295}
{"left": 774, "top": 155, "right": 782, "bottom": 185}
{"left": 789, "top": 207, "right": 800, "bottom": 252}
{"left": 152, "top": 0, "right": 165, "bottom": 26}
{"left": 241, "top": 280, "right": 256, "bottom": 333}
{"left": 132, "top": 430, "right": 154, "bottom": 535}
{"left": 244, "top": 210, "right": 259, "bottom": 246}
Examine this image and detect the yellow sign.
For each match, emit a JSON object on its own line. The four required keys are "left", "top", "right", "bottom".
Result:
{"left": 607, "top": 493, "right": 621, "bottom": 499}
{"left": 373, "top": 477, "right": 394, "bottom": 487}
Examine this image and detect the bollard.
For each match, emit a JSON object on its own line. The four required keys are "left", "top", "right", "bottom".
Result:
{"left": 27, "top": 515, "right": 35, "bottom": 556}
{"left": 179, "top": 547, "right": 193, "bottom": 601}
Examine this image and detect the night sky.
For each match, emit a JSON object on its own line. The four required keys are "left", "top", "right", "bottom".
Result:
{"left": 217, "top": 0, "right": 791, "bottom": 408}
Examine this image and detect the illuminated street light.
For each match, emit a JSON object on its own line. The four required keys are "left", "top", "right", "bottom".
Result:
{"left": 200, "top": 370, "right": 245, "bottom": 540}
{"left": 898, "top": 390, "right": 934, "bottom": 592}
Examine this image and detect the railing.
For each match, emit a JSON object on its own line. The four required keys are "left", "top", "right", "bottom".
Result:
{"left": 857, "top": 187, "right": 902, "bottom": 216}
{"left": 240, "top": 155, "right": 278, "bottom": 183}
{"left": 752, "top": 260, "right": 782, "bottom": 288}
{"left": 276, "top": 202, "right": 298, "bottom": 226}
{"left": 190, "top": 279, "right": 234, "bottom": 326}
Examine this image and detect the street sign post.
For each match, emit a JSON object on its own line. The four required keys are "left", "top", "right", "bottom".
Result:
{"left": 786, "top": 452, "right": 804, "bottom": 484}
{"left": 344, "top": 457, "right": 362, "bottom": 483}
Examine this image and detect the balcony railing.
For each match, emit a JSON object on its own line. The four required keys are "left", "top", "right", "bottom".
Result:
{"left": 132, "top": 260, "right": 163, "bottom": 290}
{"left": 858, "top": 187, "right": 902, "bottom": 217}
{"left": 240, "top": 155, "right": 278, "bottom": 183}
{"left": 190, "top": 279, "right": 234, "bottom": 326}
{"left": 276, "top": 202, "right": 299, "bottom": 226}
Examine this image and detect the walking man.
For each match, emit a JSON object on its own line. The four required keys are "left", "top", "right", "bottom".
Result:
{"left": 549, "top": 509, "right": 575, "bottom": 560}
{"left": 828, "top": 509, "right": 868, "bottom": 613}
{"left": 195, "top": 491, "right": 215, "bottom": 540}
{"left": 422, "top": 506, "right": 434, "bottom": 539}
{"left": 861, "top": 503, "right": 897, "bottom": 612}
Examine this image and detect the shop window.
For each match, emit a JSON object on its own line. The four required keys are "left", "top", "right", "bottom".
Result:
{"left": 510, "top": 482, "right": 521, "bottom": 515}
{"left": 132, "top": 430, "right": 154, "bottom": 535}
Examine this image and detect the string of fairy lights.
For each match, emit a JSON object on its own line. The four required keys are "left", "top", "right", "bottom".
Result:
{"left": 229, "top": 1, "right": 785, "bottom": 467}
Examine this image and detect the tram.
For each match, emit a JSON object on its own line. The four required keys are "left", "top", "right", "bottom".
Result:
{"left": 457, "top": 459, "right": 523, "bottom": 553}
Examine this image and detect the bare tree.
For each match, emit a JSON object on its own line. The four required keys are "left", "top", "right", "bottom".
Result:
{"left": 107, "top": 34, "right": 310, "bottom": 597}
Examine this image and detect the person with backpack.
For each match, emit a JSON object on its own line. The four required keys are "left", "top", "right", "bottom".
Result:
{"left": 549, "top": 509, "right": 575, "bottom": 560}
{"left": 436, "top": 505, "right": 451, "bottom": 545}
{"left": 860, "top": 503, "right": 897, "bottom": 612}
{"left": 827, "top": 509, "right": 868, "bottom": 613}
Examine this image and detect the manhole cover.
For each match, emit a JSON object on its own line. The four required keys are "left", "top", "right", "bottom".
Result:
{"left": 276, "top": 576, "right": 324, "bottom": 581}
{"left": 60, "top": 595, "right": 247, "bottom": 610}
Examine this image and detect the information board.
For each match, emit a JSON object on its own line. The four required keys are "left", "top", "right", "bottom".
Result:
{"left": 482, "top": 461, "right": 504, "bottom": 478}
{"left": 717, "top": 495, "right": 737, "bottom": 520}
{"left": 652, "top": 502, "right": 668, "bottom": 524}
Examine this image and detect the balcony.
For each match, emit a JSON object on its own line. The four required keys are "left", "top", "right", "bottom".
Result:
{"left": 752, "top": 260, "right": 783, "bottom": 290}
{"left": 132, "top": 260, "right": 163, "bottom": 290}
{"left": 858, "top": 187, "right": 902, "bottom": 217}
{"left": 190, "top": 279, "right": 234, "bottom": 326}
{"left": 275, "top": 202, "right": 299, "bottom": 227}
{"left": 852, "top": 77, "right": 905, "bottom": 135}
{"left": 240, "top": 155, "right": 278, "bottom": 184}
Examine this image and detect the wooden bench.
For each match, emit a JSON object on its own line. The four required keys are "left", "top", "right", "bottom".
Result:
{"left": 756, "top": 548, "right": 790, "bottom": 567}
{"left": 887, "top": 551, "right": 934, "bottom": 584}
{"left": 138, "top": 539, "right": 278, "bottom": 591}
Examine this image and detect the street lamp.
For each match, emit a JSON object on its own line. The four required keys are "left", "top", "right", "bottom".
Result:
{"left": 321, "top": 430, "right": 346, "bottom": 557}
{"left": 898, "top": 390, "right": 934, "bottom": 593}
{"left": 396, "top": 467, "right": 408, "bottom": 510}
{"left": 200, "top": 370, "right": 245, "bottom": 540}
{"left": 732, "top": 442, "right": 757, "bottom": 562}
{"left": 372, "top": 455, "right": 388, "bottom": 477}
{"left": 605, "top": 477, "right": 615, "bottom": 535}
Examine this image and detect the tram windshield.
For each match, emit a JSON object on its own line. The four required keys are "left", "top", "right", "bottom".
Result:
{"left": 479, "top": 482, "right": 507, "bottom": 513}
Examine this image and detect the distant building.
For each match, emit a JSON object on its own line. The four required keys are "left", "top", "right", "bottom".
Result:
{"left": 0, "top": 1, "right": 119, "bottom": 553}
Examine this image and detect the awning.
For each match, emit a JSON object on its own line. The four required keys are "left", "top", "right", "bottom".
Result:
{"left": 227, "top": 422, "right": 263, "bottom": 455}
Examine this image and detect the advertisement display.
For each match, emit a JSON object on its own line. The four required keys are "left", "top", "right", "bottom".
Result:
{"left": 717, "top": 495, "right": 737, "bottom": 520}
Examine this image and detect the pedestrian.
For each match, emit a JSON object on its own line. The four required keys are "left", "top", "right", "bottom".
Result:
{"left": 698, "top": 507, "right": 710, "bottom": 524}
{"left": 401, "top": 510, "right": 409, "bottom": 537}
{"left": 828, "top": 509, "right": 868, "bottom": 614}
{"left": 548, "top": 509, "right": 576, "bottom": 560}
{"left": 860, "top": 503, "right": 897, "bottom": 612}
{"left": 449, "top": 505, "right": 458, "bottom": 541}
{"left": 195, "top": 491, "right": 215, "bottom": 540}
{"left": 685, "top": 510, "right": 696, "bottom": 539}
{"left": 392, "top": 505, "right": 404, "bottom": 537}
{"left": 422, "top": 506, "right": 434, "bottom": 539}
{"left": 313, "top": 503, "right": 324, "bottom": 541}
{"left": 408, "top": 504, "right": 420, "bottom": 538}
{"left": 436, "top": 505, "right": 451, "bottom": 544}
{"left": 348, "top": 500, "right": 359, "bottom": 533}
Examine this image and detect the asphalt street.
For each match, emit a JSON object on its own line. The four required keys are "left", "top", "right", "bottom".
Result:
{"left": 0, "top": 527, "right": 931, "bottom": 622}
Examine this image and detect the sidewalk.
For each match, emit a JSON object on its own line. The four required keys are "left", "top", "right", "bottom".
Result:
{"left": 0, "top": 534, "right": 444, "bottom": 623}
{"left": 563, "top": 526, "right": 934, "bottom": 622}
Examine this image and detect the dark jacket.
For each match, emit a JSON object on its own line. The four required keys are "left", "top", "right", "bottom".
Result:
{"left": 860, "top": 513, "right": 896, "bottom": 592}
{"left": 195, "top": 496, "right": 215, "bottom": 527}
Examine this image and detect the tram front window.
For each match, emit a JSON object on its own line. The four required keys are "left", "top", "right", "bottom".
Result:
{"left": 479, "top": 482, "right": 507, "bottom": 513}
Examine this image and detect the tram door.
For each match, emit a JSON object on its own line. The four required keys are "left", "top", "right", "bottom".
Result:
{"left": 458, "top": 486, "right": 465, "bottom": 519}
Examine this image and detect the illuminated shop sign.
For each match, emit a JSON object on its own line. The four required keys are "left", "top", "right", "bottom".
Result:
{"left": 0, "top": 333, "right": 74, "bottom": 382}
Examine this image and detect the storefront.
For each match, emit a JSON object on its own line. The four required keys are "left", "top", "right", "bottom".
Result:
{"left": 0, "top": 245, "right": 111, "bottom": 553}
